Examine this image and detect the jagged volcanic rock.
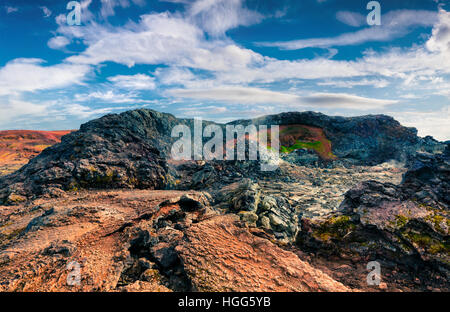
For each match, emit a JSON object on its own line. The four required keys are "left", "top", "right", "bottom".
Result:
{"left": 232, "top": 111, "right": 443, "bottom": 165}
{"left": 296, "top": 151, "right": 450, "bottom": 290}
{"left": 402, "top": 149, "right": 449, "bottom": 209}
{"left": 0, "top": 110, "right": 183, "bottom": 204}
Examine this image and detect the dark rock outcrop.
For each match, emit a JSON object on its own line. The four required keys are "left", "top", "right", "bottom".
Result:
{"left": 232, "top": 111, "right": 443, "bottom": 165}
{"left": 402, "top": 150, "right": 449, "bottom": 209}
{"left": 0, "top": 110, "right": 182, "bottom": 203}
{"left": 296, "top": 151, "right": 450, "bottom": 290}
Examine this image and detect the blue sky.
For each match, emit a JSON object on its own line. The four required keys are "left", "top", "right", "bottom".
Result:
{"left": 0, "top": 0, "right": 449, "bottom": 140}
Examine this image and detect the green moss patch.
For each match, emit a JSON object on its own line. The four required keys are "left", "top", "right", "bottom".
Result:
{"left": 313, "top": 215, "right": 356, "bottom": 242}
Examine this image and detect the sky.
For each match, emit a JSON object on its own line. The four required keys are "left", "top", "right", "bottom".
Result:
{"left": 0, "top": 0, "right": 449, "bottom": 140}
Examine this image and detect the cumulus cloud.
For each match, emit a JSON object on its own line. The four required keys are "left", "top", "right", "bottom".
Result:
{"left": 48, "top": 36, "right": 71, "bottom": 49}
{"left": 426, "top": 9, "right": 450, "bottom": 54}
{"left": 66, "top": 12, "right": 264, "bottom": 72}
{"left": 155, "top": 67, "right": 197, "bottom": 86}
{"left": 60, "top": 5, "right": 450, "bottom": 91}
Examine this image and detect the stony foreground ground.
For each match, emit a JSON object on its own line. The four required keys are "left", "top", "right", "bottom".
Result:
{"left": 0, "top": 110, "right": 447, "bottom": 292}
{"left": 0, "top": 189, "right": 351, "bottom": 292}
{"left": 1, "top": 162, "right": 435, "bottom": 292}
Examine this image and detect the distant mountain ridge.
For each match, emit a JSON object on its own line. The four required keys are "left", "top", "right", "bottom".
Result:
{"left": 0, "top": 130, "right": 73, "bottom": 176}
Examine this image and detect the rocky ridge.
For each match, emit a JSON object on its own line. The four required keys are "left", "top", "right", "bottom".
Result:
{"left": 0, "top": 108, "right": 448, "bottom": 292}
{"left": 1, "top": 109, "right": 444, "bottom": 204}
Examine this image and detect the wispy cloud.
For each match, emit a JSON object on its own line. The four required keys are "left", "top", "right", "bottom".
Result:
{"left": 317, "top": 78, "right": 389, "bottom": 88}
{"left": 0, "top": 59, "right": 90, "bottom": 96}
{"left": 100, "top": 0, "right": 145, "bottom": 19}
{"left": 391, "top": 107, "right": 450, "bottom": 141}
{"left": 108, "top": 74, "right": 156, "bottom": 90}
{"left": 74, "top": 90, "right": 141, "bottom": 103}
{"left": 5, "top": 6, "right": 18, "bottom": 14}
{"left": 336, "top": 11, "right": 365, "bottom": 27}
{"left": 168, "top": 86, "right": 397, "bottom": 110}
{"left": 187, "top": 0, "right": 263, "bottom": 36}
{"left": 257, "top": 10, "right": 438, "bottom": 50}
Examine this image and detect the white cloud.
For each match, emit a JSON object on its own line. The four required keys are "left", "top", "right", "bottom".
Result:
{"left": 168, "top": 86, "right": 397, "bottom": 110}
{"left": 0, "top": 98, "right": 50, "bottom": 125}
{"left": 48, "top": 36, "right": 71, "bottom": 49}
{"left": 66, "top": 12, "right": 264, "bottom": 72}
{"left": 391, "top": 107, "right": 450, "bottom": 141}
{"left": 57, "top": 5, "right": 450, "bottom": 100}
{"left": 100, "top": 0, "right": 130, "bottom": 19}
{"left": 74, "top": 90, "right": 140, "bottom": 103}
{"left": 336, "top": 11, "right": 365, "bottom": 27}
{"left": 300, "top": 92, "right": 397, "bottom": 109}
{"left": 0, "top": 97, "right": 133, "bottom": 129}
{"left": 0, "top": 59, "right": 90, "bottom": 96}
{"left": 259, "top": 10, "right": 438, "bottom": 50}
{"left": 426, "top": 9, "right": 450, "bottom": 54}
{"left": 108, "top": 74, "right": 156, "bottom": 90}
{"left": 398, "top": 93, "right": 420, "bottom": 99}
{"left": 168, "top": 86, "right": 300, "bottom": 104}
{"left": 62, "top": 103, "right": 119, "bottom": 119}
{"left": 155, "top": 67, "right": 197, "bottom": 86}
{"left": 187, "top": 0, "right": 263, "bottom": 36}
{"left": 57, "top": 3, "right": 449, "bottom": 91}
{"left": 317, "top": 78, "right": 389, "bottom": 88}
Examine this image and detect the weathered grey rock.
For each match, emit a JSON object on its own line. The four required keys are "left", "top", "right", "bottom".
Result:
{"left": 257, "top": 195, "right": 298, "bottom": 243}
{"left": 215, "top": 179, "right": 261, "bottom": 212}
{"left": 238, "top": 211, "right": 259, "bottom": 226}
{"left": 214, "top": 181, "right": 298, "bottom": 243}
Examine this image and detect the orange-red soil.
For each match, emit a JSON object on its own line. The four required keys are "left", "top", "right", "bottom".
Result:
{"left": 0, "top": 130, "right": 73, "bottom": 175}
